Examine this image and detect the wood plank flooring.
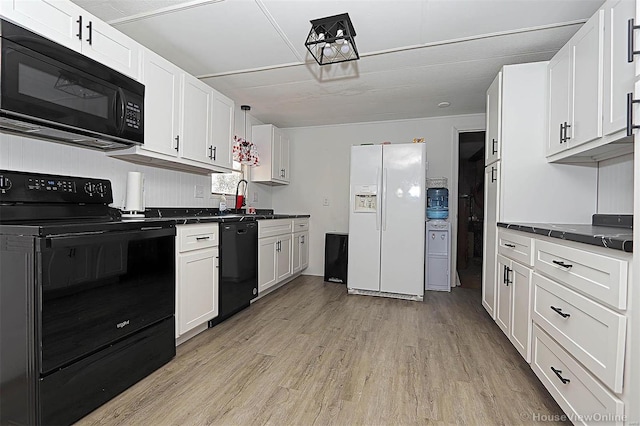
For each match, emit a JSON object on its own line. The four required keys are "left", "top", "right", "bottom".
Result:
{"left": 77, "top": 276, "right": 568, "bottom": 425}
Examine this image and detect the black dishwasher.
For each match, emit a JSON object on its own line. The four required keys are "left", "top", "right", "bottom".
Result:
{"left": 209, "top": 221, "right": 258, "bottom": 327}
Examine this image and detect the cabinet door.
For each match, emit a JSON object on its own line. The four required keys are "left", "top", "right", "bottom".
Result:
{"left": 0, "top": 0, "right": 83, "bottom": 51}
{"left": 482, "top": 162, "right": 500, "bottom": 318}
{"left": 547, "top": 44, "right": 571, "bottom": 156}
{"left": 495, "top": 255, "right": 512, "bottom": 337}
{"left": 178, "top": 247, "right": 218, "bottom": 335}
{"left": 569, "top": 10, "right": 604, "bottom": 147}
{"left": 141, "top": 50, "right": 181, "bottom": 157}
{"left": 276, "top": 234, "right": 292, "bottom": 282}
{"left": 510, "top": 261, "right": 533, "bottom": 362}
{"left": 603, "top": 0, "right": 636, "bottom": 136}
{"left": 292, "top": 232, "right": 302, "bottom": 274}
{"left": 211, "top": 91, "right": 234, "bottom": 170}
{"left": 292, "top": 231, "right": 309, "bottom": 274}
{"left": 485, "top": 72, "right": 502, "bottom": 166}
{"left": 79, "top": 11, "right": 140, "bottom": 80}
{"left": 271, "top": 127, "right": 283, "bottom": 181}
{"left": 280, "top": 132, "right": 290, "bottom": 183}
{"left": 258, "top": 236, "right": 278, "bottom": 292}
{"left": 300, "top": 231, "right": 309, "bottom": 270}
{"left": 181, "top": 74, "right": 212, "bottom": 164}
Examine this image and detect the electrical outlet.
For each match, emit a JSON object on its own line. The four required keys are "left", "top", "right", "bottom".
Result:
{"left": 194, "top": 185, "right": 204, "bottom": 198}
{"left": 323, "top": 197, "right": 330, "bottom": 206}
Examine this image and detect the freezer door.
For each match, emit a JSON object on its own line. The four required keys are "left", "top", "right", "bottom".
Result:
{"left": 347, "top": 145, "right": 382, "bottom": 291}
{"left": 379, "top": 143, "right": 426, "bottom": 296}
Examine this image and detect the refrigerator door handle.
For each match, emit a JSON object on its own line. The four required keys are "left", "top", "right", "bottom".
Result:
{"left": 375, "top": 167, "right": 381, "bottom": 231}
{"left": 382, "top": 167, "right": 388, "bottom": 231}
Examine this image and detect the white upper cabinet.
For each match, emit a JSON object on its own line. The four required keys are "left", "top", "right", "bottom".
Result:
{"left": 0, "top": 0, "right": 82, "bottom": 51}
{"left": 485, "top": 72, "right": 502, "bottom": 166}
{"left": 111, "top": 48, "right": 235, "bottom": 175}
{"left": 181, "top": 74, "right": 213, "bottom": 165}
{"left": 547, "top": 10, "right": 604, "bottom": 156}
{"left": 547, "top": 44, "right": 572, "bottom": 156}
{"left": 141, "top": 49, "right": 182, "bottom": 157}
{"left": 251, "top": 124, "right": 291, "bottom": 185}
{"left": 603, "top": 0, "right": 636, "bottom": 135}
{"left": 0, "top": 0, "right": 139, "bottom": 79}
{"left": 570, "top": 10, "right": 604, "bottom": 147}
{"left": 547, "top": 1, "right": 636, "bottom": 162}
{"left": 211, "top": 92, "right": 235, "bottom": 171}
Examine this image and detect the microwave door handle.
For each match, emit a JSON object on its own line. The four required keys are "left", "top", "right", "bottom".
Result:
{"left": 114, "top": 89, "right": 126, "bottom": 133}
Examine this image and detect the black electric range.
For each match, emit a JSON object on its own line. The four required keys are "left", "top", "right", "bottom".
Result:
{"left": 0, "top": 169, "right": 176, "bottom": 425}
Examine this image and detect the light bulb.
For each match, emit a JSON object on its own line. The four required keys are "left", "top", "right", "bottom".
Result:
{"left": 323, "top": 43, "right": 333, "bottom": 57}
{"left": 340, "top": 42, "right": 350, "bottom": 54}
{"left": 318, "top": 32, "right": 325, "bottom": 40}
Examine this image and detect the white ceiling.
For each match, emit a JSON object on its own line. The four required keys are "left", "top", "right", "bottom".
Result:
{"left": 72, "top": 0, "right": 604, "bottom": 128}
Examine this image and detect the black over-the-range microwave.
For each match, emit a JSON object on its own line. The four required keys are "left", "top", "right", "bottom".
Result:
{"left": 0, "top": 19, "right": 144, "bottom": 150}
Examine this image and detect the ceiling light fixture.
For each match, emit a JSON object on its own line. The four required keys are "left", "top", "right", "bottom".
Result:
{"left": 305, "top": 13, "right": 359, "bottom": 66}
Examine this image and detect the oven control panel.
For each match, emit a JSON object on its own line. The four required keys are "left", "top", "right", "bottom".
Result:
{"left": 0, "top": 170, "right": 113, "bottom": 204}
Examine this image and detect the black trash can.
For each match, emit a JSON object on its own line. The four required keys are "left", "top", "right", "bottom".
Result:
{"left": 324, "top": 233, "right": 348, "bottom": 284}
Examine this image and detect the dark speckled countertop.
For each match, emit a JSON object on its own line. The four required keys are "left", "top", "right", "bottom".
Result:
{"left": 137, "top": 207, "right": 310, "bottom": 225}
{"left": 497, "top": 221, "right": 633, "bottom": 253}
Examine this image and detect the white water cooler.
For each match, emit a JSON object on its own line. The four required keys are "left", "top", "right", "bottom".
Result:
{"left": 425, "top": 220, "right": 451, "bottom": 292}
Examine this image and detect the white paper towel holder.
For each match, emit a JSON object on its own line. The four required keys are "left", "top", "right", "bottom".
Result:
{"left": 122, "top": 171, "right": 146, "bottom": 219}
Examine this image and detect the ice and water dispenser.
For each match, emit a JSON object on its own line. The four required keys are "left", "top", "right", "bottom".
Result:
{"left": 425, "top": 178, "right": 451, "bottom": 292}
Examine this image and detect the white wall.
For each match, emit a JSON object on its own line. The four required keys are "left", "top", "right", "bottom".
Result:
{"left": 0, "top": 132, "right": 219, "bottom": 208}
{"left": 597, "top": 153, "right": 634, "bottom": 214}
{"left": 272, "top": 114, "right": 486, "bottom": 277}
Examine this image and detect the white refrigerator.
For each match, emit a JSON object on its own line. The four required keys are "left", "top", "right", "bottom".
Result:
{"left": 347, "top": 143, "right": 426, "bottom": 300}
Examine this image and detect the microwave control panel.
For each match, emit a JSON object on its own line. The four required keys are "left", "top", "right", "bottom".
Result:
{"left": 125, "top": 102, "right": 142, "bottom": 130}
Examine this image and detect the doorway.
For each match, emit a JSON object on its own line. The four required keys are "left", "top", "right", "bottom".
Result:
{"left": 457, "top": 131, "right": 485, "bottom": 289}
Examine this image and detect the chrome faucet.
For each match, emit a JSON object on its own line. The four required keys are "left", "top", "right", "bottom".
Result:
{"left": 235, "top": 179, "right": 248, "bottom": 213}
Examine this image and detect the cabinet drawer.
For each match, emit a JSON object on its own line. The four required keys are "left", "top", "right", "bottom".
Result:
{"left": 177, "top": 224, "right": 219, "bottom": 252}
{"left": 534, "top": 240, "right": 628, "bottom": 309}
{"left": 531, "top": 325, "right": 624, "bottom": 425}
{"left": 498, "top": 230, "right": 533, "bottom": 266}
{"left": 293, "top": 218, "right": 309, "bottom": 232}
{"left": 258, "top": 219, "right": 292, "bottom": 238}
{"left": 532, "top": 273, "right": 626, "bottom": 393}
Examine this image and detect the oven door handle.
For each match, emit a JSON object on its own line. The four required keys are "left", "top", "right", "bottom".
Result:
{"left": 43, "top": 227, "right": 175, "bottom": 248}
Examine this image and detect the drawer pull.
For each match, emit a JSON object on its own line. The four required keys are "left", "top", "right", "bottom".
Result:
{"left": 504, "top": 243, "right": 516, "bottom": 248}
{"left": 196, "top": 236, "right": 211, "bottom": 241}
{"left": 550, "top": 366, "right": 571, "bottom": 384}
{"left": 552, "top": 260, "right": 572, "bottom": 269}
{"left": 550, "top": 306, "right": 571, "bottom": 318}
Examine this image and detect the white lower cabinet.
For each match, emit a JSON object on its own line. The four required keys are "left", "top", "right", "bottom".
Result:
{"left": 496, "top": 228, "right": 633, "bottom": 425}
{"left": 292, "top": 218, "right": 309, "bottom": 274}
{"left": 495, "top": 231, "right": 534, "bottom": 362}
{"left": 257, "top": 218, "right": 309, "bottom": 294}
{"left": 532, "top": 324, "right": 625, "bottom": 425}
{"left": 178, "top": 247, "right": 218, "bottom": 334}
{"left": 175, "top": 224, "right": 219, "bottom": 342}
{"left": 258, "top": 219, "right": 292, "bottom": 293}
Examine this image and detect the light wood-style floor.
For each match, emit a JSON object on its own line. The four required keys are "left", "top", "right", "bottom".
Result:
{"left": 77, "top": 276, "right": 567, "bottom": 426}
